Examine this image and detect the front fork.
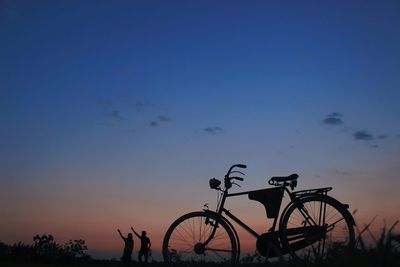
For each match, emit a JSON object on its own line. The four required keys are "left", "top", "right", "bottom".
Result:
{"left": 202, "top": 213, "right": 221, "bottom": 247}
{"left": 202, "top": 191, "right": 227, "bottom": 247}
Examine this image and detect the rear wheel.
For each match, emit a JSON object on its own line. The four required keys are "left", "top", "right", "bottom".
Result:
{"left": 280, "top": 195, "right": 355, "bottom": 262}
{"left": 162, "top": 211, "right": 238, "bottom": 264}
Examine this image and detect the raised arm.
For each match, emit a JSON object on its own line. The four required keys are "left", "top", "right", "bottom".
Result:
{"left": 117, "top": 229, "right": 125, "bottom": 240}
{"left": 131, "top": 227, "right": 140, "bottom": 238}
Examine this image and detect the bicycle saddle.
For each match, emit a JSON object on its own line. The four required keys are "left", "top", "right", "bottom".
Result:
{"left": 270, "top": 173, "right": 299, "bottom": 182}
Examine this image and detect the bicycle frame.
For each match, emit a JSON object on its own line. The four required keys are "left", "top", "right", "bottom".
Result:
{"left": 163, "top": 165, "right": 356, "bottom": 264}
{"left": 203, "top": 184, "right": 334, "bottom": 247}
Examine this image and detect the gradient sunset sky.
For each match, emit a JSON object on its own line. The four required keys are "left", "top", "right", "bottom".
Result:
{"left": 1, "top": 0, "right": 400, "bottom": 259}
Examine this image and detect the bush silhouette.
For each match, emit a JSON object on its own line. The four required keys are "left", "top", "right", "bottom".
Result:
{"left": 0, "top": 234, "right": 90, "bottom": 263}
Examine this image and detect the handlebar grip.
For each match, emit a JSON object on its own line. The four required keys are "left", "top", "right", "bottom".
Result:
{"left": 231, "top": 176, "right": 244, "bottom": 181}
{"left": 237, "top": 164, "right": 247, "bottom": 169}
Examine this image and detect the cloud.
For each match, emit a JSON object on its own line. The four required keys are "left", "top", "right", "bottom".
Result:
{"left": 328, "top": 112, "right": 342, "bottom": 117}
{"left": 98, "top": 100, "right": 126, "bottom": 120}
{"left": 353, "top": 130, "right": 374, "bottom": 141}
{"left": 204, "top": 126, "right": 224, "bottom": 134}
{"left": 132, "top": 100, "right": 156, "bottom": 113}
{"left": 159, "top": 115, "right": 172, "bottom": 122}
{"left": 322, "top": 112, "right": 344, "bottom": 125}
{"left": 148, "top": 115, "right": 172, "bottom": 127}
{"left": 110, "top": 110, "right": 125, "bottom": 120}
{"left": 377, "top": 135, "right": 387, "bottom": 139}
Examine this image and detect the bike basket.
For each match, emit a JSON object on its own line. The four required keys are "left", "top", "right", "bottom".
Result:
{"left": 248, "top": 187, "right": 284, "bottom": 219}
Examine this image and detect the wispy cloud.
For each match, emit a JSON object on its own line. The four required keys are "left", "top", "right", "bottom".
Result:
{"left": 204, "top": 126, "right": 224, "bottom": 134}
{"left": 322, "top": 112, "right": 344, "bottom": 125}
{"left": 319, "top": 112, "right": 391, "bottom": 147}
{"left": 159, "top": 115, "right": 172, "bottom": 122}
{"left": 110, "top": 110, "right": 125, "bottom": 120}
{"left": 98, "top": 100, "right": 126, "bottom": 121}
{"left": 149, "top": 115, "right": 172, "bottom": 127}
{"left": 98, "top": 98, "right": 175, "bottom": 134}
{"left": 353, "top": 130, "right": 374, "bottom": 141}
{"left": 133, "top": 100, "right": 156, "bottom": 113}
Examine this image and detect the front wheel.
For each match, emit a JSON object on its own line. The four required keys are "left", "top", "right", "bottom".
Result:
{"left": 280, "top": 195, "right": 355, "bottom": 262}
{"left": 162, "top": 211, "right": 238, "bottom": 264}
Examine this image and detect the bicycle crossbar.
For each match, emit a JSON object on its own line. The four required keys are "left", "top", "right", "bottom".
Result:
{"left": 222, "top": 208, "right": 260, "bottom": 238}
{"left": 226, "top": 191, "right": 253, "bottom": 197}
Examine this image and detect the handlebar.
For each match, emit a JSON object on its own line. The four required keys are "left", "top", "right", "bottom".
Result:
{"left": 225, "top": 164, "right": 247, "bottom": 177}
{"left": 223, "top": 164, "right": 246, "bottom": 189}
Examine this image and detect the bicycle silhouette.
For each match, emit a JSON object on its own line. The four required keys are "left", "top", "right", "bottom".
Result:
{"left": 163, "top": 164, "right": 355, "bottom": 264}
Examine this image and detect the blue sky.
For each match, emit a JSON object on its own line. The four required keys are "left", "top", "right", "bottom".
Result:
{"left": 1, "top": 0, "right": 400, "bottom": 259}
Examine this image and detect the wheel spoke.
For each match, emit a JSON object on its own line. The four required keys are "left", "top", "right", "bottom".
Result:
{"left": 163, "top": 212, "right": 237, "bottom": 264}
{"left": 206, "top": 247, "right": 233, "bottom": 252}
{"left": 281, "top": 196, "right": 355, "bottom": 262}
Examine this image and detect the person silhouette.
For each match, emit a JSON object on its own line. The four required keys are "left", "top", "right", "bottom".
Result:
{"left": 117, "top": 229, "right": 134, "bottom": 266}
{"left": 131, "top": 227, "right": 151, "bottom": 264}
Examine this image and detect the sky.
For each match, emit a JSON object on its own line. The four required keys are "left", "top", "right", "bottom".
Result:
{"left": 1, "top": 0, "right": 400, "bottom": 260}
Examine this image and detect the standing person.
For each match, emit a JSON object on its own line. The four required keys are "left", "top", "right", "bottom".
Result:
{"left": 131, "top": 227, "right": 151, "bottom": 264}
{"left": 117, "top": 229, "right": 134, "bottom": 266}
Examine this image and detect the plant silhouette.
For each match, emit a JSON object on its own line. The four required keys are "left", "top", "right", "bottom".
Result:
{"left": 0, "top": 234, "right": 89, "bottom": 263}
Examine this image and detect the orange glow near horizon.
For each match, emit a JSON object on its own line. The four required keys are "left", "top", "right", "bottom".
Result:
{"left": 1, "top": 208, "right": 396, "bottom": 260}
{"left": 2, "top": 178, "right": 399, "bottom": 260}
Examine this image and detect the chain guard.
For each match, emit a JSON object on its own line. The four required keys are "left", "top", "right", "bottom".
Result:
{"left": 256, "top": 232, "right": 285, "bottom": 258}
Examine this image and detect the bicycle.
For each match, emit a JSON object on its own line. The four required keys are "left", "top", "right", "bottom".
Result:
{"left": 162, "top": 164, "right": 356, "bottom": 264}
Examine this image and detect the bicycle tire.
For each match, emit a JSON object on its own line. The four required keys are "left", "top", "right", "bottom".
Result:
{"left": 162, "top": 211, "right": 238, "bottom": 264}
{"left": 279, "top": 194, "right": 355, "bottom": 262}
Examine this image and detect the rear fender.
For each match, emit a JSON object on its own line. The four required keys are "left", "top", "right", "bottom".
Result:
{"left": 319, "top": 195, "right": 356, "bottom": 225}
{"left": 279, "top": 195, "right": 356, "bottom": 228}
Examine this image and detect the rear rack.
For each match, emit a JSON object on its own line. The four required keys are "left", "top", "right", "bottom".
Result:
{"left": 293, "top": 187, "right": 332, "bottom": 197}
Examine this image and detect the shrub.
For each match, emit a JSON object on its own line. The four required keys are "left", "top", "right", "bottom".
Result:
{"left": 0, "top": 234, "right": 90, "bottom": 264}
